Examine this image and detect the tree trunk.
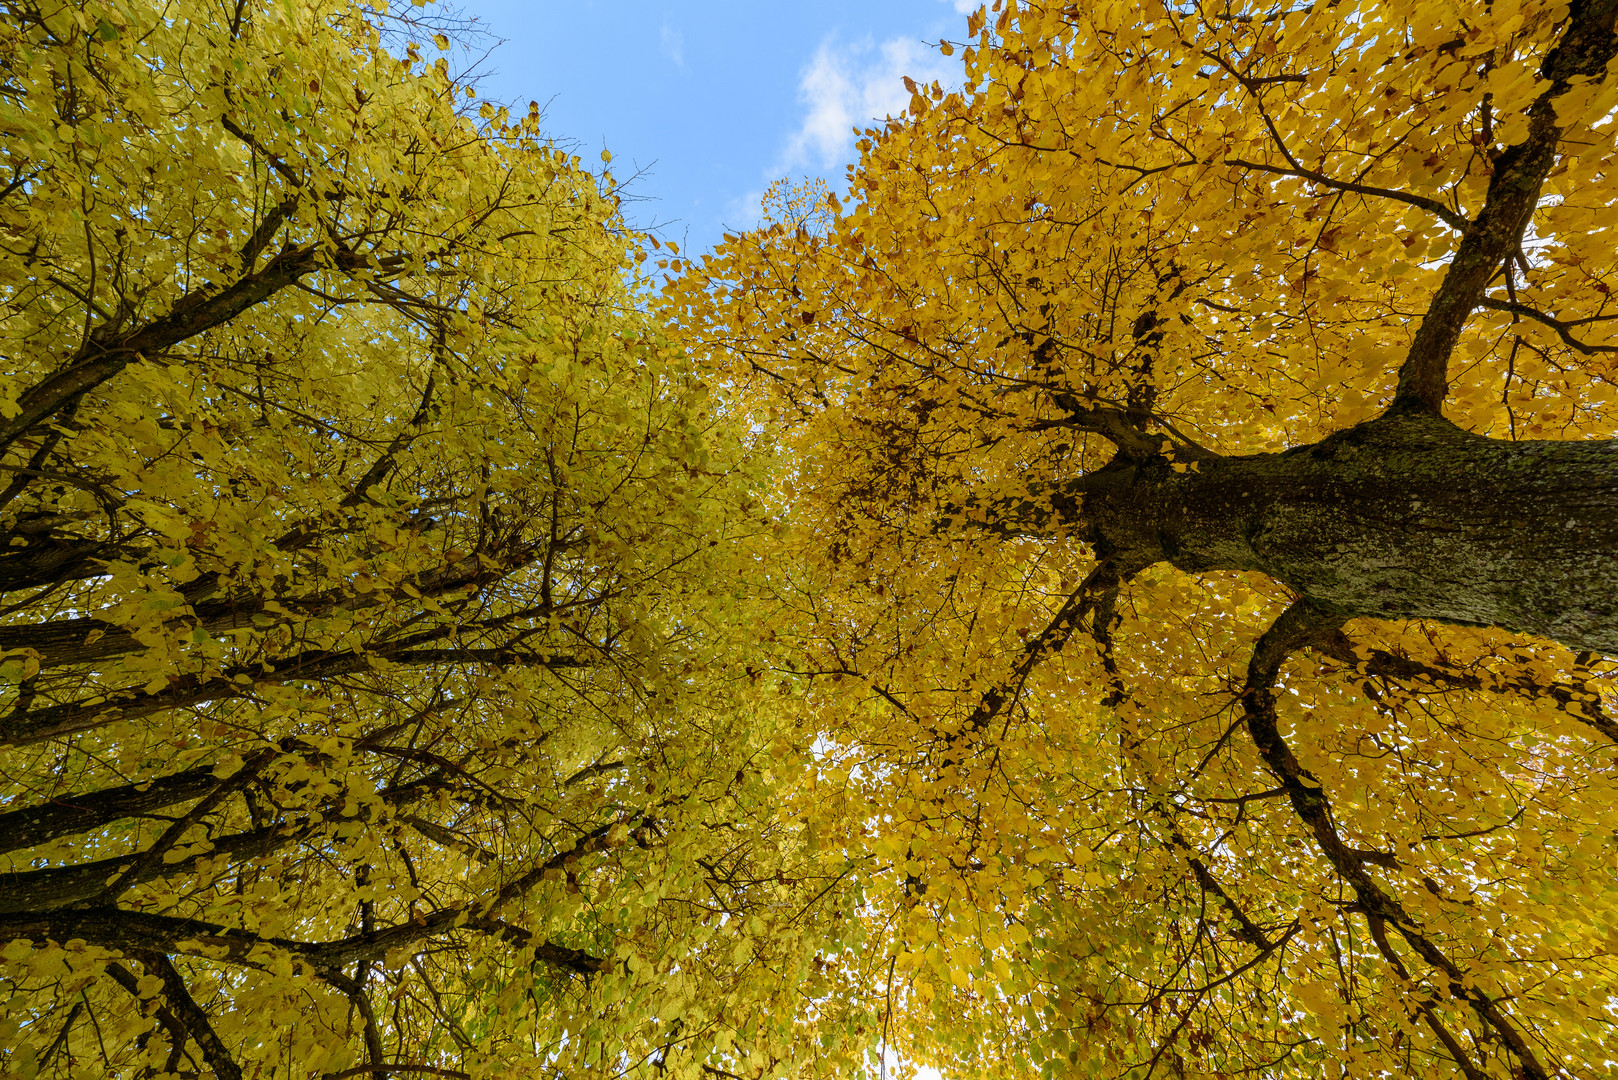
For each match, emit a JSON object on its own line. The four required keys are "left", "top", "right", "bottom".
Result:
{"left": 1071, "top": 414, "right": 1618, "bottom": 654}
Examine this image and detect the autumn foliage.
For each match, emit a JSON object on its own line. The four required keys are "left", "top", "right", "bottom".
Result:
{"left": 665, "top": 1, "right": 1618, "bottom": 1078}
{"left": 0, "top": 1, "right": 860, "bottom": 1077}
{"left": 6, "top": 0, "right": 1618, "bottom": 1079}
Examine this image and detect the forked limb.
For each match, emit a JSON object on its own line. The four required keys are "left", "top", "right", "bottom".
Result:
{"left": 1241, "top": 600, "right": 1551, "bottom": 1079}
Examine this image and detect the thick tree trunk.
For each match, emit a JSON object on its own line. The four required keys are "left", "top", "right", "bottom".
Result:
{"left": 1073, "top": 414, "right": 1618, "bottom": 654}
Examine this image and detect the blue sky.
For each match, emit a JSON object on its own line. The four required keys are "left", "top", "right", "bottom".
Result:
{"left": 452, "top": 0, "right": 974, "bottom": 257}
{"left": 436, "top": 9, "right": 964, "bottom": 1077}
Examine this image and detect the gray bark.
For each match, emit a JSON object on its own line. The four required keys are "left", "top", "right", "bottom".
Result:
{"left": 1060, "top": 413, "right": 1618, "bottom": 655}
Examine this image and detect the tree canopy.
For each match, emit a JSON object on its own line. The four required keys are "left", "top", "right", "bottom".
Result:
{"left": 0, "top": 2, "right": 863, "bottom": 1077}
{"left": 6, "top": 1, "right": 1618, "bottom": 1079}
{"left": 665, "top": 1, "right": 1618, "bottom": 1077}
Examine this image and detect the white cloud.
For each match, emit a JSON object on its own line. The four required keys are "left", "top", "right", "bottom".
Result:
{"left": 722, "top": 187, "right": 766, "bottom": 230}
{"left": 660, "top": 22, "right": 684, "bottom": 68}
{"left": 777, "top": 35, "right": 955, "bottom": 173}
{"left": 944, "top": 0, "right": 980, "bottom": 12}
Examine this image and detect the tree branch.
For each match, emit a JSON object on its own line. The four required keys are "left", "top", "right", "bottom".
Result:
{"left": 1477, "top": 296, "right": 1618, "bottom": 355}
{"left": 324, "top": 1067, "right": 470, "bottom": 1080}
{"left": 319, "top": 968, "right": 387, "bottom": 1075}
{"left": 936, "top": 469, "right": 1124, "bottom": 538}
{"left": 94, "top": 750, "right": 276, "bottom": 904}
{"left": 1241, "top": 599, "right": 1552, "bottom": 1080}
{"left": 0, "top": 557, "right": 493, "bottom": 670}
{"left": 108, "top": 953, "right": 244, "bottom": 1080}
{"left": 1314, "top": 630, "right": 1618, "bottom": 744}
{"left": 399, "top": 815, "right": 496, "bottom": 866}
{"left": 1040, "top": 402, "right": 1183, "bottom": 461}
{"left": 0, "top": 244, "right": 321, "bottom": 452}
{"left": 1391, "top": 0, "right": 1618, "bottom": 414}
{"left": 0, "top": 767, "right": 452, "bottom": 913}
{"left": 0, "top": 635, "right": 585, "bottom": 745}
{"left": 36, "top": 999, "right": 83, "bottom": 1071}
{"left": 0, "top": 764, "right": 223, "bottom": 856}
{"left": 1185, "top": 849, "right": 1273, "bottom": 950}
{"left": 1362, "top": 915, "right": 1489, "bottom": 1080}
{"left": 954, "top": 560, "right": 1122, "bottom": 745}
{"left": 104, "top": 961, "right": 195, "bottom": 1073}
{"left": 1224, "top": 158, "right": 1469, "bottom": 232}
{"left": 0, "top": 905, "right": 605, "bottom": 978}
{"left": 338, "top": 364, "right": 441, "bottom": 510}
{"left": 0, "top": 821, "right": 302, "bottom": 914}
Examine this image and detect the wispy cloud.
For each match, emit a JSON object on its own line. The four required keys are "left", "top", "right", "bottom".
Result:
{"left": 722, "top": 186, "right": 766, "bottom": 230}
{"left": 660, "top": 22, "right": 684, "bottom": 68}
{"left": 777, "top": 34, "right": 955, "bottom": 173}
{"left": 944, "top": 0, "right": 980, "bottom": 12}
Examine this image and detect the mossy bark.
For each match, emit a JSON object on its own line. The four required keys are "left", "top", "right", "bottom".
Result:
{"left": 1072, "top": 414, "right": 1618, "bottom": 653}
